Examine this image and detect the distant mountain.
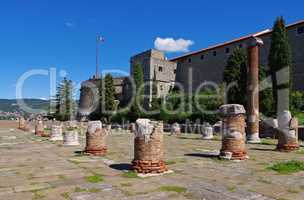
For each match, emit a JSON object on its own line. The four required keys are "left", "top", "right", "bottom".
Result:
{"left": 0, "top": 99, "right": 50, "bottom": 113}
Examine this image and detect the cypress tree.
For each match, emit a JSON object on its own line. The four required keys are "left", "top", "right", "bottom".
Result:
{"left": 55, "top": 78, "right": 76, "bottom": 121}
{"left": 103, "top": 74, "right": 116, "bottom": 122}
{"left": 223, "top": 47, "right": 247, "bottom": 106}
{"left": 129, "top": 63, "right": 144, "bottom": 121}
{"left": 259, "top": 65, "right": 275, "bottom": 117}
{"left": 268, "top": 16, "right": 293, "bottom": 112}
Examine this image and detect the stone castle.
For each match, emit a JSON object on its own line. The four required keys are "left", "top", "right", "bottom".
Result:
{"left": 79, "top": 19, "right": 304, "bottom": 118}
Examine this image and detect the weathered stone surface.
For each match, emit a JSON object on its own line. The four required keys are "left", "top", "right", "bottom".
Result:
{"left": 35, "top": 120, "right": 44, "bottom": 136}
{"left": 63, "top": 130, "right": 80, "bottom": 146}
{"left": 132, "top": 119, "right": 168, "bottom": 174}
{"left": 219, "top": 104, "right": 247, "bottom": 160}
{"left": 49, "top": 125, "right": 63, "bottom": 141}
{"left": 202, "top": 123, "right": 214, "bottom": 140}
{"left": 85, "top": 121, "right": 107, "bottom": 156}
{"left": 277, "top": 111, "right": 299, "bottom": 152}
{"left": 170, "top": 123, "right": 181, "bottom": 136}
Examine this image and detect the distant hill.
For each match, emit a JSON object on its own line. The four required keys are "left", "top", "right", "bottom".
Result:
{"left": 0, "top": 99, "right": 50, "bottom": 113}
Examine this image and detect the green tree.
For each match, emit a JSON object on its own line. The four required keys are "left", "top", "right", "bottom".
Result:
{"left": 268, "top": 16, "right": 293, "bottom": 112}
{"left": 129, "top": 63, "right": 144, "bottom": 121}
{"left": 259, "top": 65, "right": 275, "bottom": 117}
{"left": 54, "top": 78, "right": 76, "bottom": 121}
{"left": 223, "top": 47, "right": 247, "bottom": 106}
{"left": 102, "top": 74, "right": 116, "bottom": 122}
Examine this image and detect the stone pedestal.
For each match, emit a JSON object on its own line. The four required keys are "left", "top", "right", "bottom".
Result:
{"left": 18, "top": 117, "right": 26, "bottom": 130}
{"left": 50, "top": 125, "right": 63, "bottom": 141}
{"left": 277, "top": 111, "right": 299, "bottom": 152}
{"left": 246, "top": 37, "right": 263, "bottom": 144}
{"left": 63, "top": 130, "right": 80, "bottom": 146}
{"left": 170, "top": 123, "right": 181, "bottom": 136}
{"left": 132, "top": 119, "right": 168, "bottom": 174}
{"left": 202, "top": 123, "right": 214, "bottom": 140}
{"left": 85, "top": 121, "right": 107, "bottom": 156}
{"left": 35, "top": 120, "right": 44, "bottom": 136}
{"left": 219, "top": 104, "right": 247, "bottom": 160}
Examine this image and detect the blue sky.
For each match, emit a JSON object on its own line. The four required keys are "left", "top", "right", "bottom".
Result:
{"left": 0, "top": 0, "right": 303, "bottom": 99}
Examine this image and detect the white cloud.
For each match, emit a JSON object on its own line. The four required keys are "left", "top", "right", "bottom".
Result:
{"left": 65, "top": 22, "right": 75, "bottom": 28}
{"left": 154, "top": 37, "right": 194, "bottom": 53}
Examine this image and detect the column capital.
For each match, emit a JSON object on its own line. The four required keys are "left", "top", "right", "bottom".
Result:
{"left": 248, "top": 36, "right": 264, "bottom": 47}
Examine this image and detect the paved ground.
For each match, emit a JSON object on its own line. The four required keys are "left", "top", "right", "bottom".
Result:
{"left": 0, "top": 121, "right": 304, "bottom": 200}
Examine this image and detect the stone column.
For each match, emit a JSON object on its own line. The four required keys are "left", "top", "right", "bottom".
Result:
{"left": 85, "top": 121, "right": 107, "bottom": 156}
{"left": 202, "top": 123, "right": 214, "bottom": 140}
{"left": 35, "top": 120, "right": 44, "bottom": 136}
{"left": 63, "top": 129, "right": 80, "bottom": 146}
{"left": 132, "top": 119, "right": 168, "bottom": 174}
{"left": 50, "top": 125, "right": 63, "bottom": 141}
{"left": 219, "top": 104, "right": 247, "bottom": 160}
{"left": 246, "top": 37, "right": 263, "bottom": 144}
{"left": 277, "top": 111, "right": 300, "bottom": 152}
{"left": 18, "top": 117, "right": 26, "bottom": 130}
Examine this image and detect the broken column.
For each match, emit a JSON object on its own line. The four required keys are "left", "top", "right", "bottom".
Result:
{"left": 50, "top": 125, "right": 63, "bottom": 141}
{"left": 132, "top": 119, "right": 168, "bottom": 174}
{"left": 202, "top": 123, "right": 214, "bottom": 140}
{"left": 170, "top": 123, "right": 181, "bottom": 136}
{"left": 219, "top": 104, "right": 247, "bottom": 160}
{"left": 35, "top": 120, "right": 44, "bottom": 136}
{"left": 63, "top": 128, "right": 80, "bottom": 146}
{"left": 85, "top": 121, "right": 107, "bottom": 156}
{"left": 247, "top": 37, "right": 263, "bottom": 144}
{"left": 18, "top": 117, "right": 26, "bottom": 130}
{"left": 277, "top": 111, "right": 299, "bottom": 152}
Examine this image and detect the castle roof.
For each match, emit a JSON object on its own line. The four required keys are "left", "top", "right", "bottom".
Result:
{"left": 170, "top": 19, "right": 304, "bottom": 61}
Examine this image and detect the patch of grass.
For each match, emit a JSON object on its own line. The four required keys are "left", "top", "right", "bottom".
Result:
{"left": 165, "top": 160, "right": 177, "bottom": 165}
{"left": 226, "top": 185, "right": 237, "bottom": 192}
{"left": 61, "top": 192, "right": 70, "bottom": 199}
{"left": 32, "top": 191, "right": 45, "bottom": 200}
{"left": 260, "top": 139, "right": 274, "bottom": 145}
{"left": 257, "top": 177, "right": 272, "bottom": 184}
{"left": 267, "top": 160, "right": 304, "bottom": 174}
{"left": 88, "top": 188, "right": 101, "bottom": 193}
{"left": 296, "top": 148, "right": 304, "bottom": 154}
{"left": 120, "top": 182, "right": 132, "bottom": 187}
{"left": 287, "top": 188, "right": 300, "bottom": 193}
{"left": 85, "top": 174, "right": 104, "bottom": 183}
{"left": 74, "top": 187, "right": 87, "bottom": 192}
{"left": 157, "top": 185, "right": 187, "bottom": 194}
{"left": 122, "top": 171, "right": 139, "bottom": 178}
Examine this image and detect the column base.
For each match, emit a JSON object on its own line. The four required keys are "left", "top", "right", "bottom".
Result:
{"left": 277, "top": 144, "right": 299, "bottom": 152}
{"left": 85, "top": 147, "right": 107, "bottom": 156}
{"left": 219, "top": 150, "right": 248, "bottom": 160}
{"left": 132, "top": 160, "right": 168, "bottom": 174}
{"left": 246, "top": 133, "right": 261, "bottom": 144}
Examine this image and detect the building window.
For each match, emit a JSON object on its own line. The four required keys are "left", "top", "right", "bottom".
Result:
{"left": 239, "top": 44, "right": 243, "bottom": 48}
{"left": 188, "top": 58, "right": 192, "bottom": 63}
{"left": 297, "top": 26, "right": 304, "bottom": 35}
{"left": 225, "top": 47, "right": 230, "bottom": 54}
{"left": 213, "top": 51, "right": 217, "bottom": 56}
{"left": 158, "top": 66, "right": 163, "bottom": 72}
{"left": 200, "top": 55, "right": 205, "bottom": 60}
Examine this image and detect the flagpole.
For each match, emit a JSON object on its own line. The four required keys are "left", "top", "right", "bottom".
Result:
{"left": 96, "top": 35, "right": 100, "bottom": 79}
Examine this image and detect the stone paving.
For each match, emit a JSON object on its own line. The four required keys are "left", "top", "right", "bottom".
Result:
{"left": 0, "top": 121, "right": 304, "bottom": 200}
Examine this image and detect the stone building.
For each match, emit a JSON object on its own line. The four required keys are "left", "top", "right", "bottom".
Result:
{"left": 130, "top": 49, "right": 177, "bottom": 106}
{"left": 171, "top": 20, "right": 304, "bottom": 92}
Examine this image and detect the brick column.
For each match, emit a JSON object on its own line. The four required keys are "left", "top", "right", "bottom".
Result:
{"left": 219, "top": 104, "right": 248, "bottom": 160}
{"left": 132, "top": 119, "right": 168, "bottom": 174}
{"left": 35, "top": 120, "right": 44, "bottom": 136}
{"left": 85, "top": 121, "right": 107, "bottom": 156}
{"left": 246, "top": 37, "right": 263, "bottom": 144}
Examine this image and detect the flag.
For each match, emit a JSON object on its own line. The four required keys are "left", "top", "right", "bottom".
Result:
{"left": 97, "top": 36, "right": 105, "bottom": 43}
